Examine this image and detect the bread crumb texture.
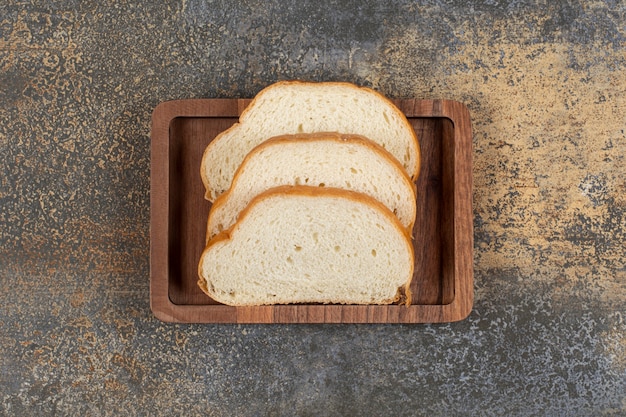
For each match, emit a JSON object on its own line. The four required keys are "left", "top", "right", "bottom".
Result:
{"left": 200, "top": 188, "right": 413, "bottom": 305}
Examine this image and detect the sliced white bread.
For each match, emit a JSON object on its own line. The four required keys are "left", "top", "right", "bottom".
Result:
{"left": 205, "top": 132, "right": 417, "bottom": 241}
{"left": 200, "top": 81, "right": 420, "bottom": 201}
{"left": 198, "top": 186, "right": 414, "bottom": 306}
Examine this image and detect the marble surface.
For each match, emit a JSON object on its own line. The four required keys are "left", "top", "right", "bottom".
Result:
{"left": 1, "top": 0, "right": 625, "bottom": 415}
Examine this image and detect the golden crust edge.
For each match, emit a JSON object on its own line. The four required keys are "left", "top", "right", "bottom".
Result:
{"left": 205, "top": 132, "right": 417, "bottom": 243}
{"left": 199, "top": 81, "right": 421, "bottom": 201}
{"left": 198, "top": 185, "right": 415, "bottom": 306}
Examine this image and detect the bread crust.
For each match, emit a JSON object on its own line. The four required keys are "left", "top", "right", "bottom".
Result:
{"left": 198, "top": 185, "right": 415, "bottom": 306}
{"left": 206, "top": 132, "right": 417, "bottom": 242}
{"left": 200, "top": 80, "right": 421, "bottom": 202}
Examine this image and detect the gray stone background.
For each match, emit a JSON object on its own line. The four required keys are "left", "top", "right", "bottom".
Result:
{"left": 1, "top": 0, "right": 625, "bottom": 415}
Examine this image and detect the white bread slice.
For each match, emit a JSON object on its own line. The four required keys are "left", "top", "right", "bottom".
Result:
{"left": 198, "top": 186, "right": 414, "bottom": 306}
{"left": 200, "top": 81, "right": 420, "bottom": 201}
{"left": 205, "top": 132, "right": 417, "bottom": 241}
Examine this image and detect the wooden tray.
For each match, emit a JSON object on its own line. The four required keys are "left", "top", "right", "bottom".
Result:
{"left": 150, "top": 98, "right": 473, "bottom": 323}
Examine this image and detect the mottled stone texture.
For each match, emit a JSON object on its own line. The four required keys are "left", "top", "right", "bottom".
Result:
{"left": 0, "top": 0, "right": 624, "bottom": 415}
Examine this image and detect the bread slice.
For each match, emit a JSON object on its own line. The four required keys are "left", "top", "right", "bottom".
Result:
{"left": 200, "top": 81, "right": 420, "bottom": 201}
{"left": 205, "top": 132, "right": 417, "bottom": 241}
{"left": 198, "top": 186, "right": 414, "bottom": 306}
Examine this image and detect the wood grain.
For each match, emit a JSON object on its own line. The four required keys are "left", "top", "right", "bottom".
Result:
{"left": 150, "top": 98, "right": 473, "bottom": 323}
